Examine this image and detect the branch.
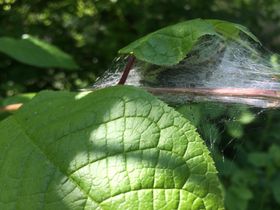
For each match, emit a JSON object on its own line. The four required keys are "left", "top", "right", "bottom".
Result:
{"left": 0, "top": 103, "right": 22, "bottom": 112}
{"left": 144, "top": 87, "right": 280, "bottom": 107}
{"left": 144, "top": 87, "right": 280, "bottom": 100}
{"left": 118, "top": 55, "right": 136, "bottom": 85}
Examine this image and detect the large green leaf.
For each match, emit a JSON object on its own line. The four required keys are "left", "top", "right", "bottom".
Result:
{"left": 0, "top": 35, "right": 79, "bottom": 70}
{"left": 119, "top": 19, "right": 259, "bottom": 66}
{"left": 0, "top": 86, "right": 224, "bottom": 210}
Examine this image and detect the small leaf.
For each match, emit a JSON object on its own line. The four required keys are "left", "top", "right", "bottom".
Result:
{"left": 237, "top": 111, "right": 255, "bottom": 124}
{"left": 226, "top": 121, "right": 244, "bottom": 139}
{"left": 0, "top": 35, "right": 79, "bottom": 70}
{"left": 225, "top": 185, "right": 252, "bottom": 210}
{"left": 206, "top": 19, "right": 261, "bottom": 44}
{"left": 248, "top": 152, "right": 269, "bottom": 167}
{"left": 119, "top": 19, "right": 259, "bottom": 66}
{"left": 0, "top": 86, "right": 224, "bottom": 210}
{"left": 119, "top": 19, "right": 218, "bottom": 66}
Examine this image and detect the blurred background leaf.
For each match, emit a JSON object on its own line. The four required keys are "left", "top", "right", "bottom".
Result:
{"left": 0, "top": 35, "right": 79, "bottom": 69}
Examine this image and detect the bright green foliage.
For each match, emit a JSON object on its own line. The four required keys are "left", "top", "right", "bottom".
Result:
{"left": 119, "top": 19, "right": 259, "bottom": 66}
{"left": 119, "top": 19, "right": 217, "bottom": 66}
{"left": 0, "top": 35, "right": 79, "bottom": 70}
{"left": 0, "top": 86, "right": 224, "bottom": 210}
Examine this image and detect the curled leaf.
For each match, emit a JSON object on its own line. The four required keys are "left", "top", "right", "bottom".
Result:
{"left": 119, "top": 19, "right": 259, "bottom": 66}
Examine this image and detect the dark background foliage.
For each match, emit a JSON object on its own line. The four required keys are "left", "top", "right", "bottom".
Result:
{"left": 0, "top": 1, "right": 280, "bottom": 209}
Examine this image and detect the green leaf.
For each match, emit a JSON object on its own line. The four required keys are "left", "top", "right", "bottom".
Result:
{"left": 226, "top": 121, "right": 244, "bottom": 139}
{"left": 0, "top": 35, "right": 79, "bottom": 70}
{"left": 0, "top": 86, "right": 224, "bottom": 210}
{"left": 206, "top": 19, "right": 260, "bottom": 44}
{"left": 268, "top": 145, "right": 280, "bottom": 167}
{"left": 119, "top": 19, "right": 218, "bottom": 66}
{"left": 225, "top": 185, "right": 253, "bottom": 210}
{"left": 215, "top": 157, "right": 238, "bottom": 177}
{"left": 248, "top": 152, "right": 269, "bottom": 167}
{"left": 237, "top": 111, "right": 255, "bottom": 125}
{"left": 119, "top": 19, "right": 259, "bottom": 66}
{"left": 177, "top": 104, "right": 202, "bottom": 126}
{"left": 271, "top": 175, "right": 280, "bottom": 204}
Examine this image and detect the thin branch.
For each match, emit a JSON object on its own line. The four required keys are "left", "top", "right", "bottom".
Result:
{"left": 118, "top": 55, "right": 136, "bottom": 85}
{"left": 0, "top": 103, "right": 23, "bottom": 112}
{"left": 144, "top": 87, "right": 280, "bottom": 100}
{"left": 144, "top": 87, "right": 280, "bottom": 108}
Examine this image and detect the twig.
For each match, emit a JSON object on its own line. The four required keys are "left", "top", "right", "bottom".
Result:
{"left": 0, "top": 103, "right": 23, "bottom": 112}
{"left": 118, "top": 55, "right": 136, "bottom": 85}
{"left": 144, "top": 87, "right": 280, "bottom": 100}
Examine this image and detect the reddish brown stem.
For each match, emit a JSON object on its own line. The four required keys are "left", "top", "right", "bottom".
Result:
{"left": 144, "top": 87, "right": 280, "bottom": 100}
{"left": 0, "top": 103, "right": 22, "bottom": 112}
{"left": 118, "top": 55, "right": 136, "bottom": 85}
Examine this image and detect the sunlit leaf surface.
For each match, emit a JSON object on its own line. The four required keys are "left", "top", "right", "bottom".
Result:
{"left": 0, "top": 86, "right": 224, "bottom": 210}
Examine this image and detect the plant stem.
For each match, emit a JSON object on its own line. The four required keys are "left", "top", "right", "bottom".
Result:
{"left": 144, "top": 87, "right": 280, "bottom": 99}
{"left": 118, "top": 55, "right": 135, "bottom": 85}
{"left": 144, "top": 87, "right": 280, "bottom": 107}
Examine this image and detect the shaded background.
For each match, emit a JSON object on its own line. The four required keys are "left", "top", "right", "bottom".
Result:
{"left": 0, "top": 0, "right": 280, "bottom": 209}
